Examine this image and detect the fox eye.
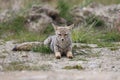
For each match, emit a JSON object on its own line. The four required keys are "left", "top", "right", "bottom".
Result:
{"left": 64, "top": 34, "right": 67, "bottom": 36}
{"left": 58, "top": 34, "right": 61, "bottom": 36}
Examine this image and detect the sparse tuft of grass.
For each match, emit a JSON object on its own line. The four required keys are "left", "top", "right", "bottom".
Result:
{"left": 3, "top": 62, "right": 31, "bottom": 71}
{"left": 70, "top": 57, "right": 88, "bottom": 61}
{"left": 3, "top": 61, "right": 51, "bottom": 71}
{"left": 75, "top": 49, "right": 100, "bottom": 57}
{"left": 32, "top": 45, "right": 52, "bottom": 54}
{"left": 63, "top": 64, "right": 84, "bottom": 70}
{"left": 97, "top": 42, "right": 114, "bottom": 47}
{"left": 109, "top": 47, "right": 119, "bottom": 51}
{"left": 0, "top": 55, "right": 6, "bottom": 58}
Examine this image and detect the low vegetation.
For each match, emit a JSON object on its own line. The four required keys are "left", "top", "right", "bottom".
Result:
{"left": 63, "top": 64, "right": 84, "bottom": 70}
{"left": 57, "top": 0, "right": 73, "bottom": 24}
{"left": 72, "top": 26, "right": 120, "bottom": 47}
{"left": 0, "top": 0, "right": 120, "bottom": 53}
{"left": 32, "top": 45, "right": 52, "bottom": 54}
{"left": 3, "top": 61, "right": 51, "bottom": 71}
{"left": 0, "top": 15, "right": 53, "bottom": 42}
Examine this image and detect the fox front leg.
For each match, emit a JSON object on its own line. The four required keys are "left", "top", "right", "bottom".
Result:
{"left": 54, "top": 45, "right": 61, "bottom": 59}
{"left": 67, "top": 51, "right": 73, "bottom": 59}
{"left": 55, "top": 52, "right": 61, "bottom": 59}
{"left": 66, "top": 46, "right": 73, "bottom": 59}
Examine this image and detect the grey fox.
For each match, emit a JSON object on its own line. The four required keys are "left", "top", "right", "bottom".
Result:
{"left": 44, "top": 23, "right": 74, "bottom": 59}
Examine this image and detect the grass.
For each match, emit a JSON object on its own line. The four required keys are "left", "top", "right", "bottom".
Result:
{"left": 0, "top": 55, "right": 6, "bottom": 58}
{"left": 72, "top": 26, "right": 99, "bottom": 43}
{"left": 57, "top": 0, "right": 73, "bottom": 24}
{"left": 70, "top": 57, "right": 88, "bottom": 61}
{"left": 0, "top": 0, "right": 120, "bottom": 48}
{"left": 0, "top": 15, "right": 54, "bottom": 42}
{"left": 0, "top": 16, "right": 25, "bottom": 34}
{"left": 100, "top": 31, "right": 120, "bottom": 42}
{"left": 72, "top": 25, "right": 120, "bottom": 47}
{"left": 63, "top": 64, "right": 84, "bottom": 70}
{"left": 109, "top": 47, "right": 119, "bottom": 51}
{"left": 0, "top": 0, "right": 55, "bottom": 42}
{"left": 80, "top": 0, "right": 93, "bottom": 7}
{"left": 74, "top": 49, "right": 100, "bottom": 58}
{"left": 3, "top": 61, "right": 51, "bottom": 71}
{"left": 32, "top": 45, "right": 52, "bottom": 54}
{"left": 4, "top": 31, "right": 47, "bottom": 42}
{"left": 94, "top": 0, "right": 120, "bottom": 5}
{"left": 3, "top": 62, "right": 33, "bottom": 71}
{"left": 43, "top": 24, "right": 54, "bottom": 34}
{"left": 85, "top": 14, "right": 106, "bottom": 28}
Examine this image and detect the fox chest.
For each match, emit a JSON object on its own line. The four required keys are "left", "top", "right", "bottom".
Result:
{"left": 56, "top": 41, "right": 71, "bottom": 52}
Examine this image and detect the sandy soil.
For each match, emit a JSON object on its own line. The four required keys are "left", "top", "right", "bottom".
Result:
{"left": 0, "top": 40, "right": 120, "bottom": 80}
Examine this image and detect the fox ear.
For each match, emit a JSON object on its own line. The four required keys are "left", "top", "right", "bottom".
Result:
{"left": 52, "top": 23, "right": 58, "bottom": 30}
{"left": 68, "top": 24, "right": 74, "bottom": 30}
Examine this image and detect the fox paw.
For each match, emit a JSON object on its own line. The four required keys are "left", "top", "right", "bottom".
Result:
{"left": 67, "top": 55, "right": 73, "bottom": 59}
{"left": 67, "top": 52, "right": 73, "bottom": 59}
{"left": 55, "top": 52, "right": 61, "bottom": 59}
{"left": 56, "top": 55, "right": 61, "bottom": 59}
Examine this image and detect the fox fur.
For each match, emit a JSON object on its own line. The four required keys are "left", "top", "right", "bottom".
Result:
{"left": 44, "top": 23, "right": 74, "bottom": 59}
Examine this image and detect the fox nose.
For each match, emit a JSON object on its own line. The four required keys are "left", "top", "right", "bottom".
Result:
{"left": 61, "top": 39, "right": 64, "bottom": 41}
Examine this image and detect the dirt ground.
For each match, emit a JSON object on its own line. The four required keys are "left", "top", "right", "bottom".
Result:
{"left": 0, "top": 71, "right": 120, "bottom": 80}
{"left": 0, "top": 40, "right": 120, "bottom": 80}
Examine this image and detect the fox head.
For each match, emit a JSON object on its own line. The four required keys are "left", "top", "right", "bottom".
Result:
{"left": 52, "top": 23, "right": 74, "bottom": 41}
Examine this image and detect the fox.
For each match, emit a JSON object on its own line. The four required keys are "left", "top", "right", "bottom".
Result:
{"left": 44, "top": 23, "right": 74, "bottom": 59}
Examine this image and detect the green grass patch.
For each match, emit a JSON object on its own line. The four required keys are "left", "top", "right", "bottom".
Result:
{"left": 85, "top": 14, "right": 106, "bottom": 28}
{"left": 109, "top": 47, "right": 119, "bottom": 51}
{"left": 4, "top": 31, "right": 47, "bottom": 42}
{"left": 72, "top": 27, "right": 99, "bottom": 43}
{"left": 32, "top": 45, "right": 52, "bottom": 54}
{"left": 0, "top": 15, "right": 54, "bottom": 42}
{"left": 63, "top": 64, "right": 84, "bottom": 70}
{"left": 97, "top": 42, "right": 114, "bottom": 47}
{"left": 57, "top": 0, "right": 73, "bottom": 23}
{"left": 44, "top": 24, "right": 54, "bottom": 34}
{"left": 80, "top": 0, "right": 92, "bottom": 7}
{"left": 72, "top": 26, "right": 120, "bottom": 47}
{"left": 100, "top": 31, "right": 120, "bottom": 42}
{"left": 0, "top": 16, "right": 26, "bottom": 34}
{"left": 94, "top": 0, "right": 120, "bottom": 5}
